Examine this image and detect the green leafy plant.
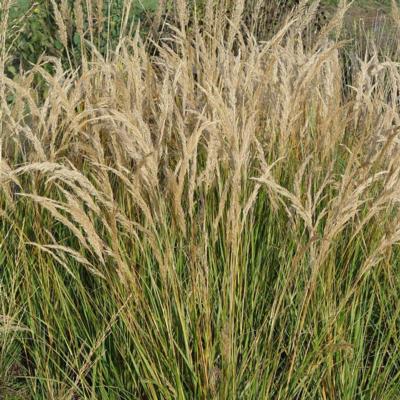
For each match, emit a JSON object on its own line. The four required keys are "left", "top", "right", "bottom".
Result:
{"left": 7, "top": 0, "right": 159, "bottom": 74}
{"left": 6, "top": 1, "right": 59, "bottom": 72}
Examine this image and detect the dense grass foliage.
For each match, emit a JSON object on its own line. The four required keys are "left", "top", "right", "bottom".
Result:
{"left": 1, "top": 0, "right": 400, "bottom": 399}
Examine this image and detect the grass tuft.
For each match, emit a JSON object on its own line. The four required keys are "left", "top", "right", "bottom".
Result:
{"left": 0, "top": 1, "right": 399, "bottom": 398}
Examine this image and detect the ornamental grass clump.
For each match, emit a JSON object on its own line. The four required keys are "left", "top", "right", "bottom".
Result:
{"left": 0, "top": 0, "right": 399, "bottom": 398}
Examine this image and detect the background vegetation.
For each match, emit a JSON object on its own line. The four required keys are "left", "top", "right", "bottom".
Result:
{"left": 4, "top": 0, "right": 159, "bottom": 74}
{"left": 4, "top": 0, "right": 395, "bottom": 75}
{"left": 1, "top": 0, "right": 400, "bottom": 399}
